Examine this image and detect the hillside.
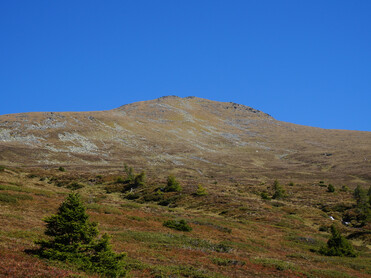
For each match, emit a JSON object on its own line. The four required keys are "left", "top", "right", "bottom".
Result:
{"left": 0, "top": 96, "right": 370, "bottom": 185}
{"left": 0, "top": 96, "right": 370, "bottom": 277}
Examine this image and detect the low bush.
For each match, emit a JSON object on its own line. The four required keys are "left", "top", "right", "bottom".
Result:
{"left": 211, "top": 257, "right": 245, "bottom": 266}
{"left": 194, "top": 184, "right": 207, "bottom": 196}
{"left": 125, "top": 193, "right": 140, "bottom": 200}
{"left": 116, "top": 176, "right": 126, "bottom": 184}
{"left": 67, "top": 182, "right": 84, "bottom": 190}
{"left": 213, "top": 243, "right": 232, "bottom": 253}
{"left": 327, "top": 184, "right": 335, "bottom": 193}
{"left": 143, "top": 191, "right": 163, "bottom": 202}
{"left": 318, "top": 181, "right": 326, "bottom": 187}
{"left": 260, "top": 192, "right": 271, "bottom": 200}
{"left": 163, "top": 219, "right": 192, "bottom": 232}
{"left": 158, "top": 195, "right": 179, "bottom": 207}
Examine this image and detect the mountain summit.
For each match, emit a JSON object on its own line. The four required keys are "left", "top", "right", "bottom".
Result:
{"left": 0, "top": 96, "right": 370, "bottom": 184}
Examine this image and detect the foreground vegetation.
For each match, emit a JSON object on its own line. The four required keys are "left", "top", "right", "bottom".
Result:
{"left": 0, "top": 165, "right": 370, "bottom": 277}
{"left": 32, "top": 193, "right": 127, "bottom": 277}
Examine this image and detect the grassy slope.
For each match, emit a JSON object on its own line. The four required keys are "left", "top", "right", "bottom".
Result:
{"left": 1, "top": 97, "right": 370, "bottom": 187}
{"left": 0, "top": 166, "right": 370, "bottom": 278}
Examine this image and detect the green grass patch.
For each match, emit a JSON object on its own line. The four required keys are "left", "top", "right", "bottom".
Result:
{"left": 86, "top": 203, "right": 122, "bottom": 215}
{"left": 284, "top": 234, "right": 323, "bottom": 251}
{"left": 252, "top": 257, "right": 296, "bottom": 271}
{"left": 0, "top": 192, "right": 18, "bottom": 203}
{"left": 0, "top": 229, "right": 41, "bottom": 241}
{"left": 0, "top": 192, "right": 33, "bottom": 203}
{"left": 13, "top": 194, "right": 33, "bottom": 201}
{"left": 1, "top": 213, "right": 24, "bottom": 220}
{"left": 127, "top": 215, "right": 145, "bottom": 221}
{"left": 311, "top": 255, "right": 371, "bottom": 275}
{"left": 120, "top": 202, "right": 142, "bottom": 209}
{"left": 0, "top": 184, "right": 24, "bottom": 192}
{"left": 0, "top": 184, "right": 54, "bottom": 197}
{"left": 191, "top": 219, "right": 232, "bottom": 233}
{"left": 67, "top": 182, "right": 85, "bottom": 190}
{"left": 127, "top": 256, "right": 227, "bottom": 278}
{"left": 286, "top": 253, "right": 312, "bottom": 260}
{"left": 211, "top": 257, "right": 245, "bottom": 266}
{"left": 309, "top": 269, "right": 355, "bottom": 278}
{"left": 150, "top": 264, "right": 226, "bottom": 278}
{"left": 117, "top": 230, "right": 232, "bottom": 253}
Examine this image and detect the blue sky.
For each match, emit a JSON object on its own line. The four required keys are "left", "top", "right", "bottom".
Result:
{"left": 1, "top": 1, "right": 370, "bottom": 131}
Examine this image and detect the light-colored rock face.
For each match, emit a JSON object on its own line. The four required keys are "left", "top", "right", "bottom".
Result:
{"left": 0, "top": 96, "right": 370, "bottom": 182}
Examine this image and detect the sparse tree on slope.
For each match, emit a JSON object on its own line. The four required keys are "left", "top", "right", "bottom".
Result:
{"left": 164, "top": 175, "right": 182, "bottom": 192}
{"left": 35, "top": 193, "right": 127, "bottom": 277}
{"left": 319, "top": 225, "right": 357, "bottom": 257}
{"left": 272, "top": 180, "right": 285, "bottom": 199}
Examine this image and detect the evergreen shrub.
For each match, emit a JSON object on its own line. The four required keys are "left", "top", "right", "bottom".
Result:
{"left": 319, "top": 225, "right": 357, "bottom": 257}
{"left": 34, "top": 193, "right": 127, "bottom": 277}
{"left": 163, "top": 219, "right": 192, "bottom": 232}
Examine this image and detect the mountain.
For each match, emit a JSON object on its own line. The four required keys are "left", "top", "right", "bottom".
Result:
{"left": 0, "top": 96, "right": 370, "bottom": 185}
{"left": 1, "top": 96, "right": 371, "bottom": 277}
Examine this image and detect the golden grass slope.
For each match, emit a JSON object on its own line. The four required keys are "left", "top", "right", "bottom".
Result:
{"left": 0, "top": 96, "right": 370, "bottom": 186}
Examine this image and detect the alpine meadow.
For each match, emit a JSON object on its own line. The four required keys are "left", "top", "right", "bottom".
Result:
{"left": 0, "top": 96, "right": 370, "bottom": 277}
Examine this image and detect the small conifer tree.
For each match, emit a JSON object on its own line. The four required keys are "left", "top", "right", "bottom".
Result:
{"left": 195, "top": 184, "right": 207, "bottom": 196}
{"left": 35, "top": 193, "right": 127, "bottom": 277}
{"left": 164, "top": 175, "right": 182, "bottom": 192}
{"left": 353, "top": 185, "right": 371, "bottom": 226}
{"left": 272, "top": 180, "right": 285, "bottom": 199}
{"left": 133, "top": 171, "right": 146, "bottom": 187}
{"left": 354, "top": 185, "right": 367, "bottom": 206}
{"left": 124, "top": 164, "right": 134, "bottom": 182}
{"left": 319, "top": 225, "right": 357, "bottom": 257}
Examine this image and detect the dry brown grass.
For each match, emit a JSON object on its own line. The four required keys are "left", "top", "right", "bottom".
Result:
{"left": 0, "top": 96, "right": 370, "bottom": 188}
{"left": 0, "top": 166, "right": 370, "bottom": 277}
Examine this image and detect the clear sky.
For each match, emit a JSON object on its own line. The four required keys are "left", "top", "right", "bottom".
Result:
{"left": 1, "top": 1, "right": 370, "bottom": 131}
